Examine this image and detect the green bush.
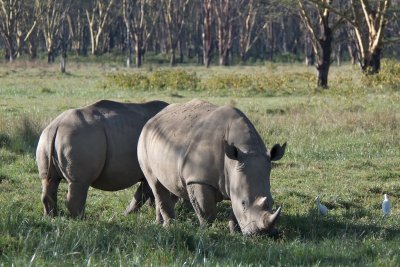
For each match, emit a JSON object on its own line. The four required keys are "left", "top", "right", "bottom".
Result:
{"left": 362, "top": 59, "right": 400, "bottom": 91}
{"left": 148, "top": 69, "right": 199, "bottom": 91}
{"left": 203, "top": 71, "right": 315, "bottom": 96}
{"left": 106, "top": 73, "right": 150, "bottom": 90}
{"left": 107, "top": 69, "right": 199, "bottom": 91}
{"left": 204, "top": 74, "right": 253, "bottom": 92}
{"left": 106, "top": 66, "right": 317, "bottom": 96}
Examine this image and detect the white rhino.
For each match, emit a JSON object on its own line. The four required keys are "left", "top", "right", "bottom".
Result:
{"left": 137, "top": 99, "right": 286, "bottom": 236}
{"left": 36, "top": 100, "right": 168, "bottom": 218}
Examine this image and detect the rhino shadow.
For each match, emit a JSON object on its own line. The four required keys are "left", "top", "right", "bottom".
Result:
{"left": 278, "top": 207, "right": 400, "bottom": 242}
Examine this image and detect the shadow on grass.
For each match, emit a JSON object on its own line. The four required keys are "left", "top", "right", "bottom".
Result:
{"left": 279, "top": 207, "right": 400, "bottom": 242}
{"left": 2, "top": 199, "right": 399, "bottom": 266}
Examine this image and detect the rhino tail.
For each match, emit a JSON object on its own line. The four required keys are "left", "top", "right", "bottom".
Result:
{"left": 45, "top": 125, "right": 59, "bottom": 182}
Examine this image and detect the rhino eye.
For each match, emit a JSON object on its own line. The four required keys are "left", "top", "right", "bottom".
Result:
{"left": 233, "top": 147, "right": 238, "bottom": 158}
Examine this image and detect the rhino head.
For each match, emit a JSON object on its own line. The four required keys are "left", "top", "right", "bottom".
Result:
{"left": 224, "top": 139, "right": 286, "bottom": 236}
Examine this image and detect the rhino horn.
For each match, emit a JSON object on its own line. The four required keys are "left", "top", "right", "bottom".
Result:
{"left": 267, "top": 206, "right": 281, "bottom": 226}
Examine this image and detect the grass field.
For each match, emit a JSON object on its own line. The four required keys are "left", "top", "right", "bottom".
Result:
{"left": 0, "top": 61, "right": 399, "bottom": 266}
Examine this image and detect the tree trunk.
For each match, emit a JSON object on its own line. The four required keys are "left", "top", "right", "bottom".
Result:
{"left": 370, "top": 49, "right": 381, "bottom": 74}
{"left": 240, "top": 52, "right": 248, "bottom": 63}
{"left": 9, "top": 53, "right": 14, "bottom": 63}
{"left": 317, "top": 64, "right": 330, "bottom": 88}
{"left": 316, "top": 29, "right": 332, "bottom": 89}
{"left": 336, "top": 43, "right": 342, "bottom": 66}
{"left": 219, "top": 53, "right": 229, "bottom": 66}
{"left": 48, "top": 50, "right": 55, "bottom": 63}
{"left": 60, "top": 52, "right": 66, "bottom": 73}
{"left": 361, "top": 48, "right": 381, "bottom": 74}
{"left": 178, "top": 39, "right": 183, "bottom": 64}
{"left": 170, "top": 49, "right": 176, "bottom": 66}
{"left": 304, "top": 36, "right": 314, "bottom": 66}
{"left": 5, "top": 39, "right": 15, "bottom": 63}
{"left": 82, "top": 27, "right": 88, "bottom": 56}
{"left": 268, "top": 22, "right": 275, "bottom": 61}
{"left": 90, "top": 28, "right": 96, "bottom": 55}
{"left": 281, "top": 18, "right": 288, "bottom": 53}
{"left": 347, "top": 43, "right": 356, "bottom": 65}
{"left": 135, "top": 42, "right": 143, "bottom": 68}
{"left": 126, "top": 28, "right": 131, "bottom": 68}
{"left": 28, "top": 32, "right": 38, "bottom": 60}
{"left": 202, "top": 0, "right": 212, "bottom": 68}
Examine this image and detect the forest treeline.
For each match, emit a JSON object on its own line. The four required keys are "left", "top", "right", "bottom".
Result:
{"left": 0, "top": 0, "right": 399, "bottom": 87}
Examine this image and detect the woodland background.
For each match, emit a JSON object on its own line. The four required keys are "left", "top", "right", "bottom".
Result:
{"left": 0, "top": 0, "right": 399, "bottom": 88}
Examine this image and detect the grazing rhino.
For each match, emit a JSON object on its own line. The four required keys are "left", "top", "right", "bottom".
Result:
{"left": 36, "top": 100, "right": 168, "bottom": 218}
{"left": 137, "top": 99, "right": 286, "bottom": 236}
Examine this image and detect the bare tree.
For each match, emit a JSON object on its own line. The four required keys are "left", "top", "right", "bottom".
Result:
{"left": 123, "top": 0, "right": 160, "bottom": 67}
{"left": 162, "top": 0, "right": 190, "bottom": 66}
{"left": 298, "top": 0, "right": 343, "bottom": 88}
{"left": 237, "top": 0, "right": 268, "bottom": 62}
{"left": 349, "top": 0, "right": 391, "bottom": 74}
{"left": 214, "top": 0, "right": 236, "bottom": 65}
{"left": 59, "top": 15, "right": 69, "bottom": 73}
{"left": 123, "top": 0, "right": 132, "bottom": 67}
{"left": 38, "top": 0, "right": 71, "bottom": 63}
{"left": 0, "top": 0, "right": 37, "bottom": 62}
{"left": 310, "top": 0, "right": 393, "bottom": 74}
{"left": 202, "top": 0, "right": 213, "bottom": 67}
{"left": 68, "top": 2, "right": 88, "bottom": 56}
{"left": 183, "top": 0, "right": 202, "bottom": 63}
{"left": 86, "top": 0, "right": 115, "bottom": 55}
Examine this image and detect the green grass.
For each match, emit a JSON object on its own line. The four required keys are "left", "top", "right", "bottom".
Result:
{"left": 0, "top": 61, "right": 399, "bottom": 266}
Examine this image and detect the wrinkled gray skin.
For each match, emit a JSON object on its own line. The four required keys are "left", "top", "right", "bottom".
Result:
{"left": 138, "top": 99, "right": 286, "bottom": 236}
{"left": 36, "top": 100, "right": 168, "bottom": 218}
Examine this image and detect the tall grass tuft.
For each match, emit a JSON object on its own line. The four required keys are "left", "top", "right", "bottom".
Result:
{"left": 0, "top": 116, "right": 41, "bottom": 155}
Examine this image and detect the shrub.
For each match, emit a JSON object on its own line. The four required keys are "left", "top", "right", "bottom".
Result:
{"left": 107, "top": 69, "right": 199, "bottom": 91}
{"left": 204, "top": 74, "right": 253, "bottom": 92}
{"left": 203, "top": 71, "right": 314, "bottom": 96}
{"left": 148, "top": 69, "right": 199, "bottom": 91}
{"left": 362, "top": 59, "right": 400, "bottom": 91}
{"left": 106, "top": 73, "right": 150, "bottom": 90}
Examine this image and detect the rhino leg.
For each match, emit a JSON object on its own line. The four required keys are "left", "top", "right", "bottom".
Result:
{"left": 41, "top": 176, "right": 61, "bottom": 217}
{"left": 150, "top": 180, "right": 178, "bottom": 226}
{"left": 228, "top": 210, "right": 240, "bottom": 233}
{"left": 66, "top": 182, "right": 89, "bottom": 218}
{"left": 187, "top": 183, "right": 217, "bottom": 225}
{"left": 124, "top": 181, "right": 154, "bottom": 215}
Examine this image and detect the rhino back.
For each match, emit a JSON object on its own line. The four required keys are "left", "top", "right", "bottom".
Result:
{"left": 139, "top": 100, "right": 247, "bottom": 198}
{"left": 43, "top": 100, "right": 167, "bottom": 191}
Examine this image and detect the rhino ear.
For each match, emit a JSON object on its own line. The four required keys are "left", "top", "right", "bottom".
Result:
{"left": 224, "top": 140, "right": 238, "bottom": 160}
{"left": 255, "top": 197, "right": 268, "bottom": 208}
{"left": 270, "top": 142, "right": 287, "bottom": 162}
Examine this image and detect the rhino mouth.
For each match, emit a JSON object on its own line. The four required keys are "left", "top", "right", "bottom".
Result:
{"left": 241, "top": 207, "right": 282, "bottom": 237}
{"left": 241, "top": 225, "right": 281, "bottom": 238}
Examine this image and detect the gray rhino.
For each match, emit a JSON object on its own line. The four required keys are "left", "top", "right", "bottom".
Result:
{"left": 137, "top": 99, "right": 286, "bottom": 236}
{"left": 36, "top": 100, "right": 168, "bottom": 218}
